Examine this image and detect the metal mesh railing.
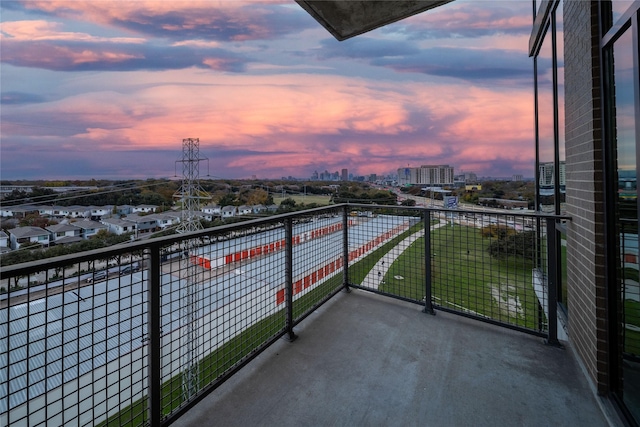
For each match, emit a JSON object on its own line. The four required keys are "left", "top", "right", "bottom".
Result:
{"left": 347, "top": 205, "right": 558, "bottom": 336}
{"left": 0, "top": 251, "right": 150, "bottom": 426}
{"left": 289, "top": 206, "right": 347, "bottom": 321}
{"left": 0, "top": 204, "right": 565, "bottom": 426}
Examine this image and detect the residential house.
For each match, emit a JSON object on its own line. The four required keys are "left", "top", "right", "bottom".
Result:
{"left": 122, "top": 213, "right": 158, "bottom": 235}
{"left": 145, "top": 213, "right": 180, "bottom": 230}
{"left": 46, "top": 223, "right": 83, "bottom": 245}
{"left": 50, "top": 206, "right": 71, "bottom": 218}
{"left": 237, "top": 205, "right": 252, "bottom": 216}
{"left": 115, "top": 205, "right": 133, "bottom": 216}
{"left": 252, "top": 205, "right": 267, "bottom": 214}
{"left": 0, "top": 206, "right": 39, "bottom": 218}
{"left": 91, "top": 206, "right": 114, "bottom": 220}
{"left": 71, "top": 220, "right": 108, "bottom": 239}
{"left": 221, "top": 206, "right": 236, "bottom": 218}
{"left": 7, "top": 226, "right": 50, "bottom": 250}
{"left": 37, "top": 206, "right": 54, "bottom": 217}
{"left": 162, "top": 210, "right": 183, "bottom": 222}
{"left": 101, "top": 218, "right": 135, "bottom": 236}
{"left": 132, "top": 205, "right": 158, "bottom": 214}
{"left": 202, "top": 204, "right": 222, "bottom": 221}
{"left": 0, "top": 207, "right": 14, "bottom": 218}
{"left": 67, "top": 205, "right": 91, "bottom": 218}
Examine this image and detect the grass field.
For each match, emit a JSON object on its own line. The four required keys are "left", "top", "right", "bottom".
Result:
{"left": 347, "top": 221, "right": 425, "bottom": 284}
{"left": 380, "top": 224, "right": 542, "bottom": 330}
{"left": 273, "top": 194, "right": 332, "bottom": 206}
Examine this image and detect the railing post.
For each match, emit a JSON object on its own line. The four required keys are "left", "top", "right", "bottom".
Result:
{"left": 342, "top": 205, "right": 351, "bottom": 292}
{"left": 423, "top": 209, "right": 435, "bottom": 315}
{"left": 284, "top": 218, "right": 297, "bottom": 342}
{"left": 148, "top": 246, "right": 162, "bottom": 426}
{"left": 545, "top": 218, "right": 560, "bottom": 346}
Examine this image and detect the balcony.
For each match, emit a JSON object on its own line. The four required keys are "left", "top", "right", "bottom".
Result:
{"left": 0, "top": 204, "right": 607, "bottom": 426}
{"left": 179, "top": 291, "right": 606, "bottom": 426}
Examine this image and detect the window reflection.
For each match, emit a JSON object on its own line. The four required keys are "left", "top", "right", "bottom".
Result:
{"left": 611, "top": 1, "right": 636, "bottom": 24}
{"left": 611, "top": 27, "right": 640, "bottom": 420}
{"left": 538, "top": 26, "right": 556, "bottom": 214}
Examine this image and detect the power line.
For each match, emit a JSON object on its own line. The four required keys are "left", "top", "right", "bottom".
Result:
{"left": 0, "top": 181, "right": 172, "bottom": 207}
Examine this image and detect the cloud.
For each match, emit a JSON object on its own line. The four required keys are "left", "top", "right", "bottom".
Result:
{"left": 317, "top": 37, "right": 421, "bottom": 60}
{"left": 372, "top": 47, "right": 531, "bottom": 81}
{"left": 384, "top": 1, "right": 532, "bottom": 39}
{"left": 7, "top": 1, "right": 312, "bottom": 41}
{"left": 0, "top": 20, "right": 145, "bottom": 43}
{"left": 0, "top": 0, "right": 538, "bottom": 179}
{"left": 1, "top": 38, "right": 251, "bottom": 72}
{"left": 312, "top": 37, "right": 532, "bottom": 83}
{"left": 0, "top": 18, "right": 252, "bottom": 72}
{"left": 1, "top": 91, "right": 47, "bottom": 105}
{"left": 2, "top": 70, "right": 534, "bottom": 179}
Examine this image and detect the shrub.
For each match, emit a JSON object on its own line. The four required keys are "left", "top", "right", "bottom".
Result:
{"left": 481, "top": 224, "right": 516, "bottom": 239}
{"left": 488, "top": 230, "right": 536, "bottom": 259}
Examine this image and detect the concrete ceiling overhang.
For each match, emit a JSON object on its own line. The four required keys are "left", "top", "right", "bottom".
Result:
{"left": 296, "top": 0, "right": 455, "bottom": 41}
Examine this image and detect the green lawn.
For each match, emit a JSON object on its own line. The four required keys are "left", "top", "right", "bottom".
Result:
{"left": 347, "top": 221, "right": 425, "bottom": 284}
{"left": 273, "top": 194, "right": 332, "bottom": 206}
{"left": 380, "top": 224, "right": 542, "bottom": 330}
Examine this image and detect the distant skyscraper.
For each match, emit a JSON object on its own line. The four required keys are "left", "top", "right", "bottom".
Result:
{"left": 341, "top": 168, "right": 348, "bottom": 181}
{"left": 397, "top": 165, "right": 454, "bottom": 186}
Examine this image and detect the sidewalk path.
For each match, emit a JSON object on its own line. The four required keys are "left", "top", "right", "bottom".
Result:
{"left": 362, "top": 220, "right": 448, "bottom": 290}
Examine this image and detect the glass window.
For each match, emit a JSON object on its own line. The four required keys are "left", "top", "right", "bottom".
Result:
{"left": 534, "top": 2, "right": 565, "bottom": 310}
{"left": 608, "top": 23, "right": 640, "bottom": 422}
{"left": 537, "top": 27, "right": 556, "bottom": 214}
{"left": 612, "top": 1, "right": 637, "bottom": 23}
{"left": 557, "top": 4, "right": 566, "bottom": 215}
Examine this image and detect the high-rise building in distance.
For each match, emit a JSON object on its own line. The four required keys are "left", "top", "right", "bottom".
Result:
{"left": 397, "top": 165, "right": 454, "bottom": 186}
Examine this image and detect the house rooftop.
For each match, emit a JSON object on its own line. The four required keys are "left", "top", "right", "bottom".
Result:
{"left": 71, "top": 219, "right": 107, "bottom": 229}
{"left": 7, "top": 226, "right": 48, "bottom": 238}
{"left": 45, "top": 223, "right": 80, "bottom": 233}
{"left": 53, "top": 236, "right": 83, "bottom": 245}
{"left": 101, "top": 217, "right": 133, "bottom": 227}
{"left": 179, "top": 290, "right": 613, "bottom": 426}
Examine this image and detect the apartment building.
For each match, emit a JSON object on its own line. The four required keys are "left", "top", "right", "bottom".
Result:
{"left": 397, "top": 165, "right": 454, "bottom": 186}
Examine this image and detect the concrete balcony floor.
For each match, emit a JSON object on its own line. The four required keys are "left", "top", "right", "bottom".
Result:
{"left": 176, "top": 290, "right": 611, "bottom": 427}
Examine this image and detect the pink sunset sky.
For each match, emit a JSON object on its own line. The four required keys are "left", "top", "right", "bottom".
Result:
{"left": 0, "top": 0, "right": 549, "bottom": 180}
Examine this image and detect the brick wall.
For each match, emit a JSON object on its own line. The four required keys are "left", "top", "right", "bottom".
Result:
{"left": 563, "top": 0, "right": 608, "bottom": 393}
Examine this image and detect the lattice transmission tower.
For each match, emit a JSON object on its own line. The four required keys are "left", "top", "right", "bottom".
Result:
{"left": 173, "top": 137, "right": 210, "bottom": 401}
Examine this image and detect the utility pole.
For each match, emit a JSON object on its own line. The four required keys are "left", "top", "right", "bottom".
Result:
{"left": 173, "top": 137, "right": 210, "bottom": 402}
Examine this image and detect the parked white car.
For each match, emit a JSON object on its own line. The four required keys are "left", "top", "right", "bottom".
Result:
{"left": 86, "top": 270, "right": 107, "bottom": 283}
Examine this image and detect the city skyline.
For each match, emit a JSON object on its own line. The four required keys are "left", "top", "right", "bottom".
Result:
{"left": 1, "top": 1, "right": 539, "bottom": 180}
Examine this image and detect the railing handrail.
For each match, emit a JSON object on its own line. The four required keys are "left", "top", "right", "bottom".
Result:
{"left": 0, "top": 204, "right": 344, "bottom": 275}
{"left": 0, "top": 203, "right": 571, "bottom": 276}
{"left": 0, "top": 202, "right": 568, "bottom": 426}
